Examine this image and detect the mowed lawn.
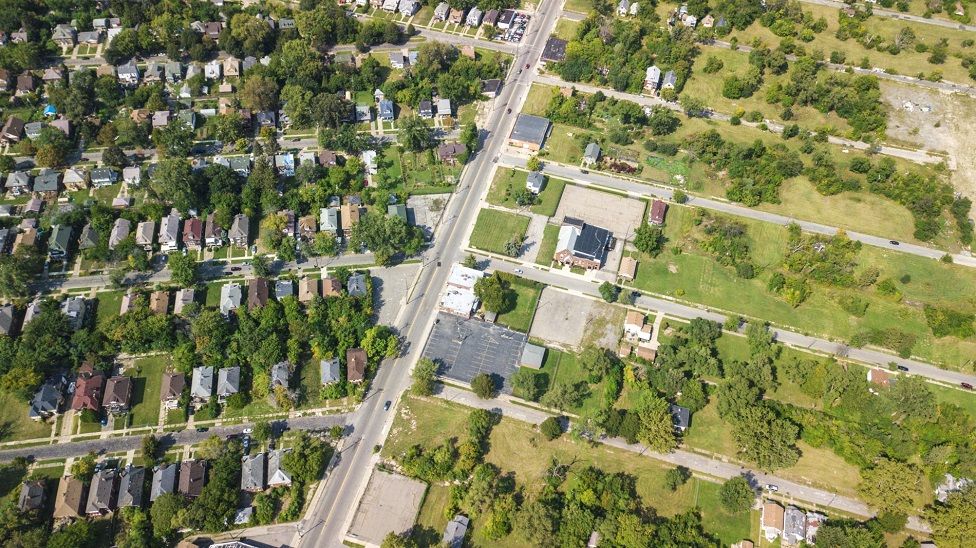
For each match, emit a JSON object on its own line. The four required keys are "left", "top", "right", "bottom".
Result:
{"left": 95, "top": 290, "right": 125, "bottom": 326}
{"left": 0, "top": 391, "right": 52, "bottom": 442}
{"left": 535, "top": 224, "right": 560, "bottom": 266}
{"left": 486, "top": 168, "right": 567, "bottom": 217}
{"left": 468, "top": 209, "right": 530, "bottom": 255}
{"left": 540, "top": 347, "right": 607, "bottom": 416}
{"left": 495, "top": 276, "right": 542, "bottom": 333}
{"left": 128, "top": 355, "right": 170, "bottom": 427}
{"left": 385, "top": 395, "right": 754, "bottom": 546}
{"left": 628, "top": 204, "right": 976, "bottom": 368}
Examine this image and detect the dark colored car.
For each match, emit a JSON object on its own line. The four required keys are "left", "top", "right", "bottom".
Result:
{"left": 896, "top": 365, "right": 909, "bottom": 372}
{"left": 889, "top": 240, "right": 900, "bottom": 245}
{"left": 962, "top": 382, "right": 974, "bottom": 390}
{"left": 384, "top": 400, "right": 392, "bottom": 411}
{"left": 196, "top": 427, "right": 208, "bottom": 432}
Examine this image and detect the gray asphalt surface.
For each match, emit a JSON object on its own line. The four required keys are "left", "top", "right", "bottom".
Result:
{"left": 421, "top": 312, "right": 526, "bottom": 393}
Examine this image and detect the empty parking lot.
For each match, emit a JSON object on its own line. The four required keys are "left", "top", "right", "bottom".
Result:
{"left": 422, "top": 312, "right": 527, "bottom": 394}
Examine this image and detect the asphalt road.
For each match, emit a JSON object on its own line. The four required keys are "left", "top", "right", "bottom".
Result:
{"left": 436, "top": 384, "right": 931, "bottom": 533}
{"left": 0, "top": 413, "right": 348, "bottom": 463}
{"left": 498, "top": 152, "right": 976, "bottom": 268}
{"left": 479, "top": 256, "right": 976, "bottom": 387}
{"left": 293, "top": 3, "right": 564, "bottom": 546}
{"left": 800, "top": 0, "right": 976, "bottom": 32}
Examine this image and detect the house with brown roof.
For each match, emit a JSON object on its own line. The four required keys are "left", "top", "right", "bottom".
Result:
{"left": 1, "top": 116, "right": 24, "bottom": 144}
{"left": 71, "top": 365, "right": 106, "bottom": 412}
{"left": 183, "top": 218, "right": 203, "bottom": 250}
{"left": 248, "top": 277, "right": 270, "bottom": 308}
{"left": 619, "top": 256, "right": 637, "bottom": 281}
{"left": 150, "top": 290, "right": 169, "bottom": 314}
{"left": 298, "top": 215, "right": 317, "bottom": 241}
{"left": 322, "top": 276, "right": 342, "bottom": 297}
{"left": 174, "top": 288, "right": 195, "bottom": 315}
{"left": 179, "top": 460, "right": 207, "bottom": 497}
{"left": 53, "top": 476, "right": 87, "bottom": 520}
{"left": 103, "top": 376, "right": 133, "bottom": 414}
{"left": 347, "top": 348, "right": 366, "bottom": 383}
{"left": 298, "top": 277, "right": 318, "bottom": 303}
{"left": 437, "top": 143, "right": 467, "bottom": 165}
{"left": 867, "top": 368, "right": 890, "bottom": 387}
{"left": 161, "top": 372, "right": 185, "bottom": 409}
{"left": 762, "top": 501, "right": 785, "bottom": 541}
{"left": 649, "top": 199, "right": 668, "bottom": 225}
{"left": 15, "top": 73, "right": 36, "bottom": 96}
{"left": 18, "top": 480, "right": 46, "bottom": 511}
{"left": 340, "top": 203, "right": 360, "bottom": 236}
{"left": 204, "top": 212, "right": 225, "bottom": 247}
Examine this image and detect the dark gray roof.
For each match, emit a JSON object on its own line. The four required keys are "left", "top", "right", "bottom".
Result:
{"left": 217, "top": 366, "right": 240, "bottom": 397}
{"left": 18, "top": 480, "right": 45, "bottom": 511}
{"left": 29, "top": 377, "right": 63, "bottom": 418}
{"left": 565, "top": 218, "right": 612, "bottom": 261}
{"left": 670, "top": 404, "right": 690, "bottom": 429}
{"left": 347, "top": 273, "right": 367, "bottom": 297}
{"left": 117, "top": 465, "right": 145, "bottom": 507}
{"left": 541, "top": 37, "right": 568, "bottom": 62}
{"left": 509, "top": 114, "right": 551, "bottom": 147}
{"left": 274, "top": 279, "right": 294, "bottom": 299}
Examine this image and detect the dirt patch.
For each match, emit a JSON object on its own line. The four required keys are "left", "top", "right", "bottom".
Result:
{"left": 529, "top": 287, "right": 624, "bottom": 350}
{"left": 881, "top": 82, "right": 976, "bottom": 200}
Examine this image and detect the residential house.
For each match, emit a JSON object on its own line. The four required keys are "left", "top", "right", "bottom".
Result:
{"left": 161, "top": 372, "right": 185, "bottom": 410}
{"left": 242, "top": 56, "right": 258, "bottom": 72}
{"left": 762, "top": 501, "right": 785, "bottom": 540}
{"left": 173, "top": 288, "right": 194, "bottom": 315}
{"left": 298, "top": 277, "right": 318, "bottom": 303}
{"left": 278, "top": 18, "right": 296, "bottom": 30}
{"left": 275, "top": 279, "right": 294, "bottom": 300}
{"left": 418, "top": 100, "right": 434, "bottom": 119}
{"left": 52, "top": 24, "right": 76, "bottom": 48}
{"left": 0, "top": 116, "right": 24, "bottom": 144}
{"left": 361, "top": 149, "right": 377, "bottom": 174}
{"left": 204, "top": 21, "right": 223, "bottom": 40}
{"left": 71, "top": 365, "right": 105, "bottom": 412}
{"left": 122, "top": 166, "right": 141, "bottom": 186}
{"left": 24, "top": 121, "right": 44, "bottom": 140}
{"left": 108, "top": 218, "right": 131, "bottom": 250}
{"left": 228, "top": 155, "right": 251, "bottom": 176}
{"left": 298, "top": 151, "right": 317, "bottom": 167}
{"left": 117, "top": 61, "right": 140, "bottom": 86}
{"left": 467, "top": 7, "right": 483, "bottom": 26}
{"left": 644, "top": 65, "right": 661, "bottom": 92}
{"left": 319, "top": 150, "right": 338, "bottom": 166}
{"left": 24, "top": 197, "right": 41, "bottom": 215}
{"left": 4, "top": 171, "right": 30, "bottom": 195}
{"left": 340, "top": 203, "right": 361, "bottom": 236}
{"left": 116, "top": 465, "right": 145, "bottom": 509}
{"left": 229, "top": 214, "right": 250, "bottom": 247}
{"left": 541, "top": 37, "right": 568, "bottom": 62}
{"left": 783, "top": 506, "right": 807, "bottom": 545}
{"left": 50, "top": 117, "right": 71, "bottom": 136}
{"left": 275, "top": 153, "right": 295, "bottom": 177}
{"left": 182, "top": 218, "right": 203, "bottom": 250}
{"left": 437, "top": 97, "right": 452, "bottom": 119}
{"left": 178, "top": 460, "right": 207, "bottom": 498}
{"left": 662, "top": 70, "right": 677, "bottom": 90}
{"left": 216, "top": 367, "right": 240, "bottom": 403}
{"left": 484, "top": 9, "right": 500, "bottom": 26}
{"left": 617, "top": 0, "right": 630, "bottom": 16}
{"left": 481, "top": 79, "right": 502, "bottom": 98}
{"left": 670, "top": 404, "right": 690, "bottom": 432}
{"left": 298, "top": 215, "right": 316, "bottom": 241}
{"left": 158, "top": 209, "right": 181, "bottom": 252}
{"left": 437, "top": 143, "right": 466, "bottom": 165}
{"left": 554, "top": 218, "right": 613, "bottom": 270}
{"left": 85, "top": 468, "right": 117, "bottom": 516}
{"left": 204, "top": 59, "right": 221, "bottom": 80}
{"left": 177, "top": 109, "right": 196, "bottom": 130}
{"left": 270, "top": 361, "right": 290, "bottom": 389}
{"left": 0, "top": 304, "right": 13, "bottom": 336}
{"left": 22, "top": 299, "right": 42, "bottom": 326}
{"left": 77, "top": 225, "right": 101, "bottom": 254}
{"left": 320, "top": 357, "right": 341, "bottom": 385}
{"left": 223, "top": 56, "right": 240, "bottom": 78}
{"left": 434, "top": 2, "right": 450, "bottom": 21}
{"left": 322, "top": 276, "right": 342, "bottom": 297}
{"left": 378, "top": 99, "right": 394, "bottom": 121}
{"left": 0, "top": 69, "right": 10, "bottom": 90}
{"left": 355, "top": 104, "right": 372, "bottom": 123}
{"left": 256, "top": 110, "right": 276, "bottom": 128}
{"left": 320, "top": 207, "right": 339, "bottom": 235}
{"left": 382, "top": 0, "right": 398, "bottom": 11}
{"left": 18, "top": 480, "right": 46, "bottom": 511}
{"left": 701, "top": 14, "right": 715, "bottom": 28}
{"left": 867, "top": 368, "right": 890, "bottom": 387}
{"left": 164, "top": 61, "right": 182, "bottom": 83}
{"left": 347, "top": 272, "right": 367, "bottom": 297}
{"left": 15, "top": 73, "right": 36, "bottom": 96}
{"left": 103, "top": 376, "right": 133, "bottom": 414}
{"left": 150, "top": 463, "right": 177, "bottom": 502}
{"left": 619, "top": 256, "right": 637, "bottom": 281}
{"left": 443, "top": 515, "right": 470, "bottom": 548}
{"left": 399, "top": 0, "right": 420, "bottom": 16}
{"left": 248, "top": 278, "right": 270, "bottom": 308}
{"left": 347, "top": 348, "right": 366, "bottom": 383}
{"left": 649, "top": 199, "right": 668, "bottom": 225}
{"left": 526, "top": 171, "right": 546, "bottom": 194}
{"left": 143, "top": 62, "right": 163, "bottom": 83}
{"left": 266, "top": 449, "right": 292, "bottom": 487}
{"left": 135, "top": 221, "right": 155, "bottom": 251}
{"left": 241, "top": 453, "right": 266, "bottom": 492}
{"left": 63, "top": 168, "right": 88, "bottom": 191}
{"left": 49, "top": 224, "right": 72, "bottom": 260}
{"left": 448, "top": 8, "right": 467, "bottom": 24}
{"left": 388, "top": 203, "right": 407, "bottom": 222}
{"left": 152, "top": 110, "right": 170, "bottom": 129}
{"left": 204, "top": 213, "right": 225, "bottom": 247}
{"left": 220, "top": 283, "right": 242, "bottom": 316}
{"left": 508, "top": 114, "right": 551, "bottom": 151}
{"left": 119, "top": 291, "right": 136, "bottom": 316}
{"left": 33, "top": 169, "right": 61, "bottom": 199}
{"left": 583, "top": 142, "right": 601, "bottom": 166}
{"left": 90, "top": 168, "right": 118, "bottom": 188}
{"left": 53, "top": 476, "right": 87, "bottom": 520}
{"left": 150, "top": 290, "right": 169, "bottom": 315}
{"left": 29, "top": 377, "right": 65, "bottom": 420}
{"left": 191, "top": 366, "right": 215, "bottom": 403}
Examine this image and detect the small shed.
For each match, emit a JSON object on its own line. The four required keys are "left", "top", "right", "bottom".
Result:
{"left": 520, "top": 343, "right": 546, "bottom": 369}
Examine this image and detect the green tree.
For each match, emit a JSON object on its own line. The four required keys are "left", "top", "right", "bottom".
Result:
{"left": 70, "top": 452, "right": 97, "bottom": 482}
{"left": 730, "top": 406, "right": 800, "bottom": 470}
{"left": 463, "top": 254, "right": 478, "bottom": 269}
{"left": 240, "top": 76, "right": 280, "bottom": 111}
{"left": 102, "top": 145, "right": 128, "bottom": 168}
{"left": 647, "top": 106, "right": 681, "bottom": 135}
{"left": 282, "top": 432, "right": 330, "bottom": 484}
{"left": 540, "top": 416, "right": 563, "bottom": 440}
{"left": 152, "top": 122, "right": 194, "bottom": 158}
{"left": 926, "top": 484, "right": 976, "bottom": 547}
{"left": 719, "top": 476, "right": 755, "bottom": 514}
{"left": 526, "top": 156, "right": 542, "bottom": 171}
{"left": 473, "top": 273, "right": 511, "bottom": 313}
{"left": 349, "top": 214, "right": 424, "bottom": 265}
{"left": 380, "top": 531, "right": 416, "bottom": 548}
{"left": 411, "top": 358, "right": 438, "bottom": 396}
{"left": 635, "top": 392, "right": 678, "bottom": 452}
{"left": 858, "top": 458, "right": 922, "bottom": 514}
{"left": 142, "top": 435, "right": 159, "bottom": 465}
{"left": 0, "top": 253, "right": 36, "bottom": 299}
{"left": 598, "top": 281, "right": 619, "bottom": 303}
{"left": 511, "top": 368, "right": 545, "bottom": 401}
{"left": 540, "top": 381, "right": 587, "bottom": 411}
{"left": 471, "top": 373, "right": 495, "bottom": 399}
{"left": 168, "top": 252, "right": 198, "bottom": 287}
{"left": 149, "top": 159, "right": 195, "bottom": 212}
{"left": 634, "top": 223, "right": 665, "bottom": 255}
{"left": 665, "top": 466, "right": 691, "bottom": 491}
{"left": 252, "top": 421, "right": 273, "bottom": 443}
{"left": 398, "top": 116, "right": 433, "bottom": 152}
{"left": 48, "top": 520, "right": 95, "bottom": 548}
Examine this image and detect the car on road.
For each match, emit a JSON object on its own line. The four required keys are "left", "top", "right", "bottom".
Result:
{"left": 230, "top": 266, "right": 241, "bottom": 272}
{"left": 889, "top": 240, "right": 900, "bottom": 245}
{"left": 383, "top": 400, "right": 392, "bottom": 411}
{"left": 514, "top": 268, "right": 523, "bottom": 274}
{"left": 242, "top": 427, "right": 252, "bottom": 434}
{"left": 196, "top": 427, "right": 208, "bottom": 432}
{"left": 962, "top": 382, "right": 974, "bottom": 390}
{"left": 764, "top": 484, "right": 779, "bottom": 492}
{"left": 896, "top": 365, "right": 909, "bottom": 372}
{"left": 507, "top": 108, "right": 512, "bottom": 113}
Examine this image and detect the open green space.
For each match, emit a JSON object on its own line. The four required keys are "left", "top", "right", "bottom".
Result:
{"left": 535, "top": 224, "right": 560, "bottom": 266}
{"left": 627, "top": 204, "right": 976, "bottom": 367}
{"left": 0, "top": 391, "right": 51, "bottom": 442}
{"left": 563, "top": 0, "right": 592, "bottom": 13}
{"left": 494, "top": 275, "right": 542, "bottom": 333}
{"left": 386, "top": 147, "right": 461, "bottom": 194}
{"left": 384, "top": 395, "right": 754, "bottom": 546}
{"left": 554, "top": 18, "right": 581, "bottom": 41}
{"left": 468, "top": 209, "right": 530, "bottom": 255}
{"left": 486, "top": 168, "right": 566, "bottom": 217}
{"left": 539, "top": 347, "right": 607, "bottom": 415}
{"left": 128, "top": 355, "right": 169, "bottom": 428}
{"left": 166, "top": 408, "right": 186, "bottom": 425}
{"left": 95, "top": 290, "right": 124, "bottom": 326}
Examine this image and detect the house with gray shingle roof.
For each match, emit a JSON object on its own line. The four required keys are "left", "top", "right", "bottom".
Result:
{"left": 216, "top": 367, "right": 240, "bottom": 403}
{"left": 241, "top": 453, "right": 266, "bottom": 492}
{"left": 150, "top": 463, "right": 177, "bottom": 501}
{"left": 117, "top": 465, "right": 144, "bottom": 508}
{"left": 190, "top": 366, "right": 214, "bottom": 403}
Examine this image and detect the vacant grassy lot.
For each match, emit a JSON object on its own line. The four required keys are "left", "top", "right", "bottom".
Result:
{"left": 495, "top": 276, "right": 542, "bottom": 333}
{"left": 0, "top": 391, "right": 52, "bottom": 442}
{"left": 128, "top": 355, "right": 169, "bottom": 428}
{"left": 486, "top": 168, "right": 567, "bottom": 217}
{"left": 542, "top": 347, "right": 607, "bottom": 415}
{"left": 468, "top": 209, "right": 530, "bottom": 255}
{"left": 95, "top": 290, "right": 125, "bottom": 325}
{"left": 631, "top": 204, "right": 976, "bottom": 367}
{"left": 385, "top": 395, "right": 754, "bottom": 546}
{"left": 535, "top": 224, "right": 560, "bottom": 266}
{"left": 554, "top": 18, "right": 581, "bottom": 41}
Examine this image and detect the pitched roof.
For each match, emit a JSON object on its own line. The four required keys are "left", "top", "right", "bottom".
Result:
{"left": 217, "top": 367, "right": 240, "bottom": 398}
{"left": 150, "top": 463, "right": 177, "bottom": 501}
{"left": 18, "top": 480, "right": 46, "bottom": 511}
{"left": 71, "top": 370, "right": 105, "bottom": 411}
{"left": 248, "top": 277, "right": 269, "bottom": 308}
{"left": 509, "top": 114, "right": 551, "bottom": 146}
{"left": 191, "top": 366, "right": 214, "bottom": 400}
{"left": 320, "top": 357, "right": 341, "bottom": 385}
{"left": 117, "top": 465, "right": 145, "bottom": 508}
{"left": 178, "top": 460, "right": 207, "bottom": 497}
{"left": 161, "top": 372, "right": 185, "bottom": 400}
{"left": 220, "top": 283, "right": 242, "bottom": 315}
{"left": 53, "top": 476, "right": 87, "bottom": 519}
{"left": 241, "top": 453, "right": 266, "bottom": 491}
{"left": 347, "top": 348, "right": 366, "bottom": 382}
{"left": 85, "top": 468, "right": 117, "bottom": 515}
{"left": 103, "top": 376, "right": 133, "bottom": 409}
{"left": 270, "top": 361, "right": 290, "bottom": 388}
{"left": 29, "top": 378, "right": 63, "bottom": 418}
{"left": 267, "top": 449, "right": 292, "bottom": 486}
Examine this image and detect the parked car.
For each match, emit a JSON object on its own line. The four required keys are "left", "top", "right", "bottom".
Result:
{"left": 383, "top": 400, "right": 392, "bottom": 411}
{"left": 962, "top": 382, "right": 974, "bottom": 390}
{"left": 765, "top": 484, "right": 779, "bottom": 492}
{"left": 196, "top": 427, "right": 208, "bottom": 432}
{"left": 896, "top": 365, "right": 909, "bottom": 372}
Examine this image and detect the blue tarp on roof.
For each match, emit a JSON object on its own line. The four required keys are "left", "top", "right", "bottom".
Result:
{"left": 43, "top": 104, "right": 57, "bottom": 116}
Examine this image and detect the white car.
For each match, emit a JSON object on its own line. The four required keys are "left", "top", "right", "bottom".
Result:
{"left": 765, "top": 484, "right": 779, "bottom": 492}
{"left": 514, "top": 268, "right": 523, "bottom": 274}
{"left": 242, "top": 427, "right": 253, "bottom": 435}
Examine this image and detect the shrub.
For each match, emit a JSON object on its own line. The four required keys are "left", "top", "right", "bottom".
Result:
{"left": 665, "top": 466, "right": 691, "bottom": 491}
{"left": 471, "top": 373, "right": 496, "bottom": 399}
{"left": 540, "top": 416, "right": 563, "bottom": 440}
